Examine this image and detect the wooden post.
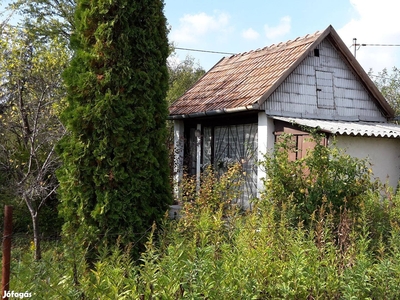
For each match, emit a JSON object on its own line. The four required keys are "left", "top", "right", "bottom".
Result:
{"left": 2, "top": 205, "right": 13, "bottom": 300}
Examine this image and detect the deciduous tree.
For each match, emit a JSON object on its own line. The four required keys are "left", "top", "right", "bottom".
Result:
{"left": 166, "top": 52, "right": 205, "bottom": 105}
{"left": 0, "top": 25, "right": 68, "bottom": 260}
{"left": 9, "top": 0, "right": 75, "bottom": 43}
{"left": 370, "top": 67, "right": 400, "bottom": 117}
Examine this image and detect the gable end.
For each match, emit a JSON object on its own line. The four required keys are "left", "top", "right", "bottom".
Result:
{"left": 264, "top": 38, "right": 388, "bottom": 122}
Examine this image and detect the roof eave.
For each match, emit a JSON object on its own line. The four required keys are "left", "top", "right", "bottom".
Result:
{"left": 167, "top": 104, "right": 260, "bottom": 120}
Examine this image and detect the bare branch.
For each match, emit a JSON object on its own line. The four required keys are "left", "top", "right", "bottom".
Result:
{"left": 38, "top": 183, "right": 59, "bottom": 212}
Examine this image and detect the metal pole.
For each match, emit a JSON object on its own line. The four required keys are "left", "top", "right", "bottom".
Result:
{"left": 2, "top": 205, "right": 13, "bottom": 300}
{"left": 353, "top": 38, "right": 357, "bottom": 57}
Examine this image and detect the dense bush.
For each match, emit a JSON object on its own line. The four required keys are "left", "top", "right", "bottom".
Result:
{"left": 259, "top": 132, "right": 375, "bottom": 225}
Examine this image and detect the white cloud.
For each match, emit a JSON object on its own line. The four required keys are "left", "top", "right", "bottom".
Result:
{"left": 338, "top": 0, "right": 400, "bottom": 72}
{"left": 170, "top": 12, "right": 231, "bottom": 44}
{"left": 242, "top": 28, "right": 260, "bottom": 40}
{"left": 264, "top": 16, "right": 291, "bottom": 40}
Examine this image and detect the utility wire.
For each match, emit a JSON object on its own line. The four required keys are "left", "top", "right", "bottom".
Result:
{"left": 175, "top": 47, "right": 236, "bottom": 56}
{"left": 350, "top": 40, "right": 400, "bottom": 57}
{"left": 176, "top": 45, "right": 399, "bottom": 81}
{"left": 360, "top": 44, "right": 400, "bottom": 47}
{"left": 350, "top": 43, "right": 400, "bottom": 48}
{"left": 179, "top": 43, "right": 400, "bottom": 56}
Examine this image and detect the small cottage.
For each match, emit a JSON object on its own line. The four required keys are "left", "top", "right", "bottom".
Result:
{"left": 169, "top": 25, "right": 400, "bottom": 208}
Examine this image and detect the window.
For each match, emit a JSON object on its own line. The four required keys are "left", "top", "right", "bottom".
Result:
{"left": 203, "top": 123, "right": 258, "bottom": 207}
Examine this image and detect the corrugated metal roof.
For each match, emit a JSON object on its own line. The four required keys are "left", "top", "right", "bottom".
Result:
{"left": 273, "top": 116, "right": 400, "bottom": 138}
{"left": 169, "top": 31, "right": 323, "bottom": 116}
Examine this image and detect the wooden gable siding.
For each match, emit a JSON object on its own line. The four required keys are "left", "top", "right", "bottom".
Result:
{"left": 264, "top": 38, "right": 387, "bottom": 122}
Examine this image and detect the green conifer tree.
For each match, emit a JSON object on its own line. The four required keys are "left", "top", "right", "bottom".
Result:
{"left": 57, "top": 0, "right": 172, "bottom": 257}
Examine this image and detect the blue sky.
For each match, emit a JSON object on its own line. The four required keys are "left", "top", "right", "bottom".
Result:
{"left": 1, "top": 0, "right": 399, "bottom": 75}
{"left": 165, "top": 0, "right": 400, "bottom": 74}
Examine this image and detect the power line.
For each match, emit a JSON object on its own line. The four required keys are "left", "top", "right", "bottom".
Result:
{"left": 175, "top": 47, "right": 236, "bottom": 56}
{"left": 360, "top": 44, "right": 400, "bottom": 47}
{"left": 350, "top": 38, "right": 400, "bottom": 57}
{"left": 350, "top": 42, "right": 400, "bottom": 49}
{"left": 179, "top": 43, "right": 400, "bottom": 57}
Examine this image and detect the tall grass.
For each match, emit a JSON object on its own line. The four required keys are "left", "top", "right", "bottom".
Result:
{"left": 9, "top": 187, "right": 400, "bottom": 298}
{"left": 7, "top": 135, "right": 400, "bottom": 298}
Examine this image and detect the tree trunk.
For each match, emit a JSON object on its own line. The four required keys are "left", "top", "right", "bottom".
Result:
{"left": 23, "top": 195, "right": 42, "bottom": 260}
{"left": 31, "top": 212, "right": 41, "bottom": 260}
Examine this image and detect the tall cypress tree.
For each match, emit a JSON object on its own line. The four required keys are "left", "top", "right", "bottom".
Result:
{"left": 58, "top": 0, "right": 172, "bottom": 256}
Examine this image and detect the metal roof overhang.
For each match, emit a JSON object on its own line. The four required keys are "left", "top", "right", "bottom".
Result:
{"left": 272, "top": 116, "right": 400, "bottom": 138}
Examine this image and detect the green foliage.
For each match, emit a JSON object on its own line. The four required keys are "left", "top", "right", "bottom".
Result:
{"left": 0, "top": 25, "right": 68, "bottom": 257}
{"left": 370, "top": 67, "right": 400, "bottom": 116}
{"left": 78, "top": 241, "right": 139, "bottom": 299}
{"left": 8, "top": 240, "right": 82, "bottom": 299}
{"left": 165, "top": 54, "right": 205, "bottom": 180}
{"left": 9, "top": 0, "right": 75, "bottom": 43}
{"left": 259, "top": 132, "right": 375, "bottom": 225}
{"left": 134, "top": 166, "right": 400, "bottom": 299}
{"left": 7, "top": 164, "right": 400, "bottom": 298}
{"left": 8, "top": 238, "right": 140, "bottom": 299}
{"left": 166, "top": 53, "right": 205, "bottom": 106}
{"left": 7, "top": 126, "right": 400, "bottom": 297}
{"left": 179, "top": 163, "right": 243, "bottom": 215}
{"left": 57, "top": 0, "right": 172, "bottom": 259}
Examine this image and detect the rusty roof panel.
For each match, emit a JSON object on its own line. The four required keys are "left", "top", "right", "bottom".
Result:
{"left": 169, "top": 30, "right": 323, "bottom": 116}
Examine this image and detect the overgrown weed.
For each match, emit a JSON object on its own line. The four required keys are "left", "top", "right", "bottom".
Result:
{"left": 8, "top": 137, "right": 400, "bottom": 298}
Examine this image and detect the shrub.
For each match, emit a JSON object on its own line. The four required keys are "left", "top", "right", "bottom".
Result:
{"left": 259, "top": 132, "right": 376, "bottom": 226}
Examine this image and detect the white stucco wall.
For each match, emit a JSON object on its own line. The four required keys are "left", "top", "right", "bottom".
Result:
{"left": 335, "top": 135, "right": 400, "bottom": 189}
{"left": 257, "top": 113, "right": 275, "bottom": 195}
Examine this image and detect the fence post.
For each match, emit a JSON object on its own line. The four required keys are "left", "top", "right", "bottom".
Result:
{"left": 2, "top": 205, "right": 13, "bottom": 300}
